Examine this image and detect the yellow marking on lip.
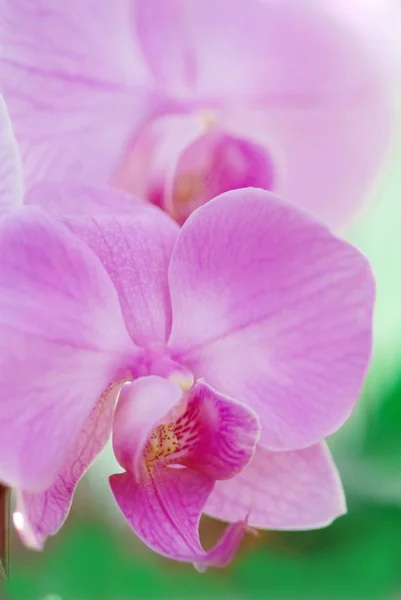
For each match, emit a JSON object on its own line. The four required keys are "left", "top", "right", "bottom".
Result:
{"left": 144, "top": 423, "right": 179, "bottom": 472}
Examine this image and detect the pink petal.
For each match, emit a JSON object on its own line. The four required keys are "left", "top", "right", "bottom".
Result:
{"left": 205, "top": 443, "right": 346, "bottom": 530}
{"left": 134, "top": 0, "right": 196, "bottom": 95}
{"left": 62, "top": 206, "right": 179, "bottom": 348}
{"left": 112, "top": 376, "right": 183, "bottom": 476}
{"left": 0, "top": 95, "right": 23, "bottom": 213}
{"left": 25, "top": 181, "right": 151, "bottom": 216}
{"left": 134, "top": 0, "right": 297, "bottom": 100}
{"left": 110, "top": 465, "right": 246, "bottom": 567}
{"left": 168, "top": 189, "right": 375, "bottom": 451}
{"left": 0, "top": 208, "right": 134, "bottom": 491}
{"left": 175, "top": 380, "right": 260, "bottom": 480}
{"left": 14, "top": 385, "right": 118, "bottom": 549}
{"left": 134, "top": 0, "right": 395, "bottom": 103}
{"left": 323, "top": 0, "right": 401, "bottom": 76}
{"left": 0, "top": 0, "right": 153, "bottom": 189}
{"left": 169, "top": 128, "right": 274, "bottom": 224}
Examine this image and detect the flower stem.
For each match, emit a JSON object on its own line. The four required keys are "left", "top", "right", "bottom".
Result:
{"left": 0, "top": 484, "right": 10, "bottom": 582}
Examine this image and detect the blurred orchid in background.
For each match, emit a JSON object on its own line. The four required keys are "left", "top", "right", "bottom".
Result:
{"left": 0, "top": 0, "right": 398, "bottom": 225}
{"left": 0, "top": 99, "right": 375, "bottom": 567}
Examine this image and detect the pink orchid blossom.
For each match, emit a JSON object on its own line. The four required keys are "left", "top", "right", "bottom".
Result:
{"left": 0, "top": 101, "right": 375, "bottom": 567}
{"left": 0, "top": 0, "right": 398, "bottom": 225}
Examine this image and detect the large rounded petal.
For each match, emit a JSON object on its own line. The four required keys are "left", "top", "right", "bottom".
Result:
{"left": 0, "top": 208, "right": 135, "bottom": 492}
{"left": 0, "top": 0, "right": 154, "bottom": 189}
{"left": 0, "top": 95, "right": 23, "bottom": 213}
{"left": 110, "top": 466, "right": 246, "bottom": 569}
{"left": 205, "top": 443, "right": 346, "bottom": 530}
{"left": 13, "top": 385, "right": 118, "bottom": 549}
{"left": 168, "top": 189, "right": 375, "bottom": 450}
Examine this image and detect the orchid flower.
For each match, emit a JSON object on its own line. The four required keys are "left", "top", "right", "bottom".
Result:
{"left": 0, "top": 99, "right": 375, "bottom": 567}
{"left": 0, "top": 0, "right": 398, "bottom": 225}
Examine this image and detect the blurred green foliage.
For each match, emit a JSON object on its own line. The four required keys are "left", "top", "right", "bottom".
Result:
{"left": 363, "top": 382, "right": 401, "bottom": 462}
{"left": 6, "top": 500, "right": 401, "bottom": 600}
